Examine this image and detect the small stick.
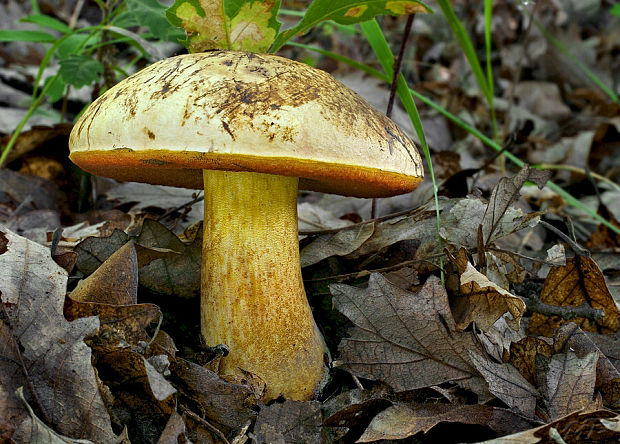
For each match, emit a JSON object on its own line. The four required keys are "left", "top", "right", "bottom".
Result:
{"left": 520, "top": 292, "right": 604, "bottom": 322}
{"left": 371, "top": 14, "right": 416, "bottom": 220}
{"left": 539, "top": 221, "right": 590, "bottom": 257}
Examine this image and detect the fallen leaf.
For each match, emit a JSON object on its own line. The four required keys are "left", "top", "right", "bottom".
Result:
{"left": 97, "top": 349, "right": 176, "bottom": 442}
{"left": 478, "top": 410, "right": 620, "bottom": 444}
{"left": 322, "top": 386, "right": 392, "bottom": 439}
{"left": 528, "top": 256, "right": 620, "bottom": 336}
{"left": 454, "top": 259, "right": 526, "bottom": 332}
{"left": 513, "top": 81, "right": 572, "bottom": 120}
{"left": 71, "top": 241, "right": 139, "bottom": 305}
{"left": 137, "top": 219, "right": 201, "bottom": 298}
{"left": 469, "top": 351, "right": 539, "bottom": 418}
{"left": 553, "top": 323, "right": 620, "bottom": 409}
{"left": 503, "top": 336, "right": 554, "bottom": 386}
{"left": 105, "top": 182, "right": 203, "bottom": 231}
{"left": 477, "top": 315, "right": 526, "bottom": 362}
{"left": 253, "top": 400, "right": 323, "bottom": 444}
{"left": 331, "top": 274, "right": 489, "bottom": 398}
{"left": 546, "top": 243, "right": 567, "bottom": 266}
{"left": 12, "top": 387, "right": 98, "bottom": 444}
{"left": 157, "top": 411, "right": 186, "bottom": 444}
{"left": 536, "top": 351, "right": 599, "bottom": 421}
{"left": 357, "top": 402, "right": 536, "bottom": 442}
{"left": 480, "top": 164, "right": 550, "bottom": 245}
{"left": 0, "top": 168, "right": 64, "bottom": 213}
{"left": 170, "top": 358, "right": 257, "bottom": 436}
{"left": 0, "top": 123, "right": 72, "bottom": 165}
{"left": 0, "top": 225, "right": 118, "bottom": 442}
{"left": 300, "top": 222, "right": 375, "bottom": 267}
{"left": 74, "top": 229, "right": 130, "bottom": 276}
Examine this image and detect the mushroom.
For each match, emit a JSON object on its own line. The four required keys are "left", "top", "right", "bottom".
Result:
{"left": 69, "top": 51, "right": 424, "bottom": 401}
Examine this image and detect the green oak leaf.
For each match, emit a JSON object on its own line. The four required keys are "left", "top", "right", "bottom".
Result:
{"left": 166, "top": 0, "right": 281, "bottom": 53}
{"left": 270, "top": 0, "right": 431, "bottom": 52}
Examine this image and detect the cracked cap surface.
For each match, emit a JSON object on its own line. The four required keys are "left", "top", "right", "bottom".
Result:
{"left": 69, "top": 51, "right": 423, "bottom": 197}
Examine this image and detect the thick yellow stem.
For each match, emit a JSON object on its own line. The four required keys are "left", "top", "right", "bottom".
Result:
{"left": 201, "top": 170, "right": 327, "bottom": 400}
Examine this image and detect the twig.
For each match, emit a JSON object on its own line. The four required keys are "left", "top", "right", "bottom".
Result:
{"left": 156, "top": 193, "right": 204, "bottom": 221}
{"left": 485, "top": 246, "right": 558, "bottom": 266}
{"left": 372, "top": 14, "right": 416, "bottom": 220}
{"left": 303, "top": 253, "right": 444, "bottom": 283}
{"left": 386, "top": 14, "right": 416, "bottom": 118}
{"left": 520, "top": 292, "right": 604, "bottom": 322}
{"left": 0, "top": 297, "right": 52, "bottom": 426}
{"left": 180, "top": 405, "right": 230, "bottom": 444}
{"left": 351, "top": 375, "right": 365, "bottom": 390}
{"left": 539, "top": 221, "right": 590, "bottom": 257}
{"left": 299, "top": 205, "right": 424, "bottom": 236}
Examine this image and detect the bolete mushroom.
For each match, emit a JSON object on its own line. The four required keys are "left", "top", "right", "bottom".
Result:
{"left": 69, "top": 51, "right": 423, "bottom": 400}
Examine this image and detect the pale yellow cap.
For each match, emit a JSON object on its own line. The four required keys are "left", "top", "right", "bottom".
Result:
{"left": 70, "top": 51, "right": 423, "bottom": 197}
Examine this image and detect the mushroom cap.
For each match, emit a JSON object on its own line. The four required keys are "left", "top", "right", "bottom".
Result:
{"left": 69, "top": 51, "right": 423, "bottom": 197}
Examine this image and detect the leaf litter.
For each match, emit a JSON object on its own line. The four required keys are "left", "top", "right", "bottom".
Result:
{"left": 1, "top": 1, "right": 620, "bottom": 443}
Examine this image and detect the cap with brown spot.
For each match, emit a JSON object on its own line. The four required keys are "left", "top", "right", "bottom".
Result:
{"left": 69, "top": 50, "right": 423, "bottom": 197}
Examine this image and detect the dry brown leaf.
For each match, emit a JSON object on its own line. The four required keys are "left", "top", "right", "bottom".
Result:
{"left": 469, "top": 351, "right": 539, "bottom": 418}
{"left": 553, "top": 324, "right": 620, "bottom": 409}
{"left": 479, "top": 410, "right": 620, "bottom": 444}
{"left": 0, "top": 123, "right": 72, "bottom": 164}
{"left": 485, "top": 250, "right": 527, "bottom": 287}
{"left": 300, "top": 221, "right": 375, "bottom": 267}
{"left": 106, "top": 182, "right": 204, "bottom": 230}
{"left": 452, "top": 251, "right": 526, "bottom": 332}
{"left": 137, "top": 219, "right": 201, "bottom": 298}
{"left": 65, "top": 240, "right": 161, "bottom": 351}
{"left": 481, "top": 164, "right": 550, "bottom": 245}
{"left": 157, "top": 411, "right": 187, "bottom": 444}
{"left": 357, "top": 402, "right": 536, "bottom": 442}
{"left": 528, "top": 256, "right": 620, "bottom": 336}
{"left": 536, "top": 351, "right": 599, "bottom": 421}
{"left": 322, "top": 386, "right": 392, "bottom": 437}
{"left": 504, "top": 336, "right": 554, "bottom": 386}
{"left": 71, "top": 241, "right": 138, "bottom": 305}
{"left": 74, "top": 229, "right": 130, "bottom": 276}
{"left": 97, "top": 349, "right": 177, "bottom": 442}
{"left": 253, "top": 400, "right": 323, "bottom": 444}
{"left": 64, "top": 298, "right": 160, "bottom": 352}
{"left": 0, "top": 226, "right": 118, "bottom": 442}
{"left": 331, "top": 274, "right": 489, "bottom": 398}
{"left": 170, "top": 358, "right": 257, "bottom": 436}
{"left": 586, "top": 205, "right": 620, "bottom": 250}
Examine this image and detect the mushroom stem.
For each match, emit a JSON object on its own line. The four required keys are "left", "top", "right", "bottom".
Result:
{"left": 201, "top": 169, "right": 327, "bottom": 400}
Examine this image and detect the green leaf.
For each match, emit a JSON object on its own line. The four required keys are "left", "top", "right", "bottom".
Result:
{"left": 42, "top": 75, "right": 66, "bottom": 103}
{"left": 611, "top": 4, "right": 620, "bottom": 16}
{"left": 58, "top": 55, "right": 104, "bottom": 89}
{"left": 0, "top": 29, "right": 56, "bottom": 43}
{"left": 165, "top": 0, "right": 282, "bottom": 52}
{"left": 56, "top": 33, "right": 95, "bottom": 58}
{"left": 270, "top": 0, "right": 431, "bottom": 52}
{"left": 125, "top": 0, "right": 178, "bottom": 41}
{"left": 20, "top": 14, "right": 72, "bottom": 33}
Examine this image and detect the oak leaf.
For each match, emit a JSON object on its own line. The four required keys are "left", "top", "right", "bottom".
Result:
{"left": 528, "top": 256, "right": 620, "bottom": 336}
{"left": 331, "top": 274, "right": 489, "bottom": 398}
{"left": 0, "top": 226, "right": 117, "bottom": 442}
